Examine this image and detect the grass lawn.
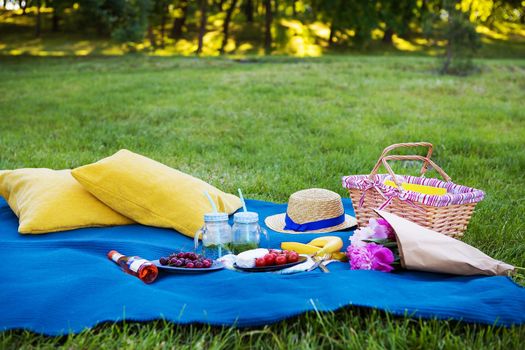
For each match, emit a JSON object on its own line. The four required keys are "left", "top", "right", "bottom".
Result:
{"left": 0, "top": 54, "right": 524, "bottom": 348}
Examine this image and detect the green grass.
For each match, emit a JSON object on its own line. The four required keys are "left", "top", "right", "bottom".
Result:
{"left": 0, "top": 55, "right": 524, "bottom": 348}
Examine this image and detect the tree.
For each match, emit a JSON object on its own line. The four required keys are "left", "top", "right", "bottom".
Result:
{"left": 220, "top": 0, "right": 239, "bottom": 54}
{"left": 243, "top": 0, "right": 254, "bottom": 22}
{"left": 149, "top": 0, "right": 171, "bottom": 48}
{"left": 264, "top": 0, "right": 272, "bottom": 54}
{"left": 378, "top": 0, "right": 418, "bottom": 45}
{"left": 35, "top": 0, "right": 41, "bottom": 37}
{"left": 440, "top": 0, "right": 480, "bottom": 74}
{"left": 314, "top": 0, "right": 378, "bottom": 48}
{"left": 49, "top": 0, "right": 75, "bottom": 32}
{"left": 196, "top": 0, "right": 208, "bottom": 55}
{"left": 111, "top": 0, "right": 152, "bottom": 44}
{"left": 19, "top": 0, "right": 28, "bottom": 14}
{"left": 171, "top": 0, "right": 189, "bottom": 39}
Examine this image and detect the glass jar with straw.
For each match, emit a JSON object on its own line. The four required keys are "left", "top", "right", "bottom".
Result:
{"left": 230, "top": 189, "right": 269, "bottom": 254}
{"left": 194, "top": 192, "right": 232, "bottom": 260}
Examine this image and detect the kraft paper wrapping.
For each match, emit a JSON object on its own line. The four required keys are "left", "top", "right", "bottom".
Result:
{"left": 375, "top": 209, "right": 515, "bottom": 276}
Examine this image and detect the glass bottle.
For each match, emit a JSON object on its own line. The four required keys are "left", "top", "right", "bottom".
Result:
{"left": 107, "top": 250, "right": 158, "bottom": 284}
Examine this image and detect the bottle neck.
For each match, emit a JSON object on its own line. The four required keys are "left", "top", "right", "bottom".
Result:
{"left": 109, "top": 250, "right": 124, "bottom": 263}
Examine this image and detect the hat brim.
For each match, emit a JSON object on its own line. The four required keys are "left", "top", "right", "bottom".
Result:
{"left": 264, "top": 213, "right": 357, "bottom": 234}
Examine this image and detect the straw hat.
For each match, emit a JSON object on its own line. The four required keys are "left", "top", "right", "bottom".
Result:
{"left": 265, "top": 188, "right": 357, "bottom": 233}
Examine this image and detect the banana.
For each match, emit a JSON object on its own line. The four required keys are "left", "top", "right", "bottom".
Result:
{"left": 281, "top": 242, "right": 321, "bottom": 255}
{"left": 331, "top": 251, "right": 347, "bottom": 261}
{"left": 308, "top": 236, "right": 343, "bottom": 255}
{"left": 281, "top": 236, "right": 344, "bottom": 257}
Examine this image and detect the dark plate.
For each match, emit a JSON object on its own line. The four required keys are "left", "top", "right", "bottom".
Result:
{"left": 152, "top": 260, "right": 224, "bottom": 274}
{"left": 234, "top": 256, "right": 307, "bottom": 272}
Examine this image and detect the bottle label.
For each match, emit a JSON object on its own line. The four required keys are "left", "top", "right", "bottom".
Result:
{"left": 128, "top": 258, "right": 149, "bottom": 273}
{"left": 111, "top": 252, "right": 124, "bottom": 263}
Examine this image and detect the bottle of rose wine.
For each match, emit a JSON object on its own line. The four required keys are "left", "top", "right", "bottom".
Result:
{"left": 107, "top": 250, "right": 158, "bottom": 284}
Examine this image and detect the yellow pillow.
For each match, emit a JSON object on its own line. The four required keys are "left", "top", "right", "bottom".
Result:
{"left": 0, "top": 169, "right": 134, "bottom": 234}
{"left": 71, "top": 149, "right": 242, "bottom": 238}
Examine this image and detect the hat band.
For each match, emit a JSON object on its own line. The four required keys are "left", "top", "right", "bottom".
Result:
{"left": 284, "top": 213, "right": 346, "bottom": 232}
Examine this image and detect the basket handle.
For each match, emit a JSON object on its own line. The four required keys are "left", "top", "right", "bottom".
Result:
{"left": 369, "top": 142, "right": 434, "bottom": 178}
{"left": 368, "top": 142, "right": 452, "bottom": 188}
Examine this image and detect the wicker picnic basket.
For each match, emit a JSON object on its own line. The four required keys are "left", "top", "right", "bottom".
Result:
{"left": 342, "top": 142, "right": 485, "bottom": 238}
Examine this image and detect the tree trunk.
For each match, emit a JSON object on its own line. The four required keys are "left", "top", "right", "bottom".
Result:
{"left": 441, "top": 11, "right": 453, "bottom": 74}
{"left": 328, "top": 22, "right": 335, "bottom": 47}
{"left": 35, "top": 0, "right": 41, "bottom": 37}
{"left": 52, "top": 6, "right": 60, "bottom": 32}
{"left": 244, "top": 0, "right": 254, "bottom": 22}
{"left": 171, "top": 0, "right": 189, "bottom": 39}
{"left": 220, "top": 0, "right": 239, "bottom": 54}
{"left": 292, "top": 0, "right": 297, "bottom": 16}
{"left": 160, "top": 7, "right": 167, "bottom": 48}
{"left": 264, "top": 0, "right": 272, "bottom": 55}
{"left": 148, "top": 25, "right": 157, "bottom": 49}
{"left": 196, "top": 0, "right": 208, "bottom": 55}
{"left": 382, "top": 27, "right": 394, "bottom": 44}
{"left": 20, "top": 0, "right": 27, "bottom": 14}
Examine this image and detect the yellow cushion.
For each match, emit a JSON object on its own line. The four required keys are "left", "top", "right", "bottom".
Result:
{"left": 71, "top": 149, "right": 242, "bottom": 238}
{"left": 0, "top": 169, "right": 134, "bottom": 234}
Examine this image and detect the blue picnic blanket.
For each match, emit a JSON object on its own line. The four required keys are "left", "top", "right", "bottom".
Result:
{"left": 0, "top": 197, "right": 524, "bottom": 335}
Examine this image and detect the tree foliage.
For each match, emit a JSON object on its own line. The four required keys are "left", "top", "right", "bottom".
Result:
{"left": 5, "top": 0, "right": 523, "bottom": 65}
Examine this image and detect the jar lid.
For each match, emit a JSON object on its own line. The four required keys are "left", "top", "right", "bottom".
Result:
{"left": 204, "top": 212, "right": 228, "bottom": 222}
{"left": 233, "top": 212, "right": 259, "bottom": 224}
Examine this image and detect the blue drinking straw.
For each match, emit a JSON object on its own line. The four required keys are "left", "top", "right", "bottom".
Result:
{"left": 204, "top": 191, "right": 218, "bottom": 213}
{"left": 238, "top": 188, "right": 247, "bottom": 212}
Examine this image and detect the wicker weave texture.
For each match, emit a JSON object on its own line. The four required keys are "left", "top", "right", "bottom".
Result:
{"left": 346, "top": 142, "right": 482, "bottom": 239}
{"left": 349, "top": 187, "right": 477, "bottom": 238}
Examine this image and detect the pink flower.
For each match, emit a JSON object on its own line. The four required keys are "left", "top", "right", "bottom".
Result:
{"left": 368, "top": 218, "right": 396, "bottom": 240}
{"left": 349, "top": 227, "right": 374, "bottom": 247}
{"left": 346, "top": 243, "right": 395, "bottom": 272}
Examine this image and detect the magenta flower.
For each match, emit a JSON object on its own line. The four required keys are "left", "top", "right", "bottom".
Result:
{"left": 346, "top": 243, "right": 395, "bottom": 272}
{"left": 368, "top": 218, "right": 396, "bottom": 240}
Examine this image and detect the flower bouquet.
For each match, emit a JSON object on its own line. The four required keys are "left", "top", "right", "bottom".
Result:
{"left": 346, "top": 209, "right": 516, "bottom": 276}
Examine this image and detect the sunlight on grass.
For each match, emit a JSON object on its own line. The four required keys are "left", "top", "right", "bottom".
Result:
{"left": 392, "top": 35, "right": 421, "bottom": 52}
{"left": 0, "top": 9, "right": 523, "bottom": 58}
{"left": 280, "top": 19, "right": 323, "bottom": 57}
{"left": 372, "top": 28, "right": 385, "bottom": 40}
{"left": 477, "top": 25, "right": 509, "bottom": 40}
